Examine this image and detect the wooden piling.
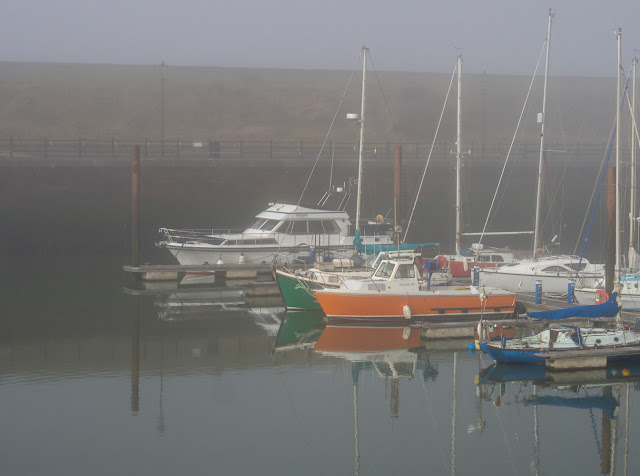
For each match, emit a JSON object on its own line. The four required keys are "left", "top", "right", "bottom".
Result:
{"left": 131, "top": 145, "right": 140, "bottom": 267}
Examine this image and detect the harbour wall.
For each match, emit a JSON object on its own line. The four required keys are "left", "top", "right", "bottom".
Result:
{"left": 0, "top": 154, "right": 610, "bottom": 263}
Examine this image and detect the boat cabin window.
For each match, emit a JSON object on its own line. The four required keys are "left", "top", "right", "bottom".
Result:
{"left": 250, "top": 218, "right": 280, "bottom": 231}
{"left": 291, "top": 221, "right": 308, "bottom": 234}
{"left": 541, "top": 266, "right": 567, "bottom": 273}
{"left": 567, "top": 262, "right": 587, "bottom": 272}
{"left": 262, "top": 219, "right": 280, "bottom": 231}
{"left": 227, "top": 238, "right": 278, "bottom": 245}
{"left": 308, "top": 221, "right": 324, "bottom": 234}
{"left": 395, "top": 264, "right": 415, "bottom": 279}
{"left": 491, "top": 255, "right": 505, "bottom": 263}
{"left": 322, "top": 220, "right": 340, "bottom": 233}
{"left": 374, "top": 262, "right": 396, "bottom": 279}
{"left": 250, "top": 218, "right": 267, "bottom": 230}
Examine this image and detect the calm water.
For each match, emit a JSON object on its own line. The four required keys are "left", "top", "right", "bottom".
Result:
{"left": 0, "top": 161, "right": 631, "bottom": 475}
{"left": 2, "top": 253, "right": 640, "bottom": 475}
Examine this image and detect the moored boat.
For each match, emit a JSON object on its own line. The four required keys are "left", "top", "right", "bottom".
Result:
{"left": 313, "top": 257, "right": 516, "bottom": 324}
{"left": 478, "top": 255, "right": 604, "bottom": 295}
{"left": 275, "top": 250, "right": 452, "bottom": 311}
{"left": 157, "top": 201, "right": 394, "bottom": 266}
{"left": 478, "top": 292, "right": 640, "bottom": 364}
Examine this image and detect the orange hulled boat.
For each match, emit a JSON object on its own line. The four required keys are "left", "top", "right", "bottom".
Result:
{"left": 314, "top": 257, "right": 516, "bottom": 324}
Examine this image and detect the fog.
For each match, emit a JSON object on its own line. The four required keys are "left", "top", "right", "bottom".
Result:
{"left": 2, "top": 0, "right": 640, "bottom": 76}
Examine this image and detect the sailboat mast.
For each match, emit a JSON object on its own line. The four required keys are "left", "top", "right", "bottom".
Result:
{"left": 616, "top": 29, "right": 622, "bottom": 285}
{"left": 355, "top": 46, "right": 368, "bottom": 233}
{"left": 455, "top": 55, "right": 463, "bottom": 255}
{"left": 533, "top": 9, "right": 553, "bottom": 257}
{"left": 630, "top": 57, "right": 637, "bottom": 264}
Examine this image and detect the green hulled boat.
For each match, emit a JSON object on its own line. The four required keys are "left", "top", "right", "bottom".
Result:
{"left": 273, "top": 310, "right": 326, "bottom": 351}
{"left": 274, "top": 268, "right": 337, "bottom": 311}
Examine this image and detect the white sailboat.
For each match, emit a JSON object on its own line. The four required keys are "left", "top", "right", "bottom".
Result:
{"left": 478, "top": 10, "right": 605, "bottom": 295}
{"left": 433, "top": 55, "right": 517, "bottom": 278}
{"left": 575, "top": 39, "right": 640, "bottom": 308}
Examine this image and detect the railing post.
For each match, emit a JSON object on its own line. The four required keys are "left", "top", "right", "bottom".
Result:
{"left": 44, "top": 138, "right": 48, "bottom": 158}
{"left": 270, "top": 139, "right": 273, "bottom": 160}
{"left": 144, "top": 138, "right": 148, "bottom": 157}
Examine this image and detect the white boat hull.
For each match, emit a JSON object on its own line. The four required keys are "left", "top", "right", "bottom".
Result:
{"left": 479, "top": 268, "right": 603, "bottom": 294}
{"left": 164, "top": 242, "right": 354, "bottom": 266}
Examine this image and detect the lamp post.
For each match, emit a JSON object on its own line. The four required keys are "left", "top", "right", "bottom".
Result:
{"left": 160, "top": 61, "right": 167, "bottom": 156}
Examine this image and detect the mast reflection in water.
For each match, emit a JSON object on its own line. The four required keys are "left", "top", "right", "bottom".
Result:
{"left": 2, "top": 255, "right": 640, "bottom": 474}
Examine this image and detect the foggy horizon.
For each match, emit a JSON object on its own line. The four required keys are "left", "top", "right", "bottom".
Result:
{"left": 2, "top": 1, "right": 640, "bottom": 78}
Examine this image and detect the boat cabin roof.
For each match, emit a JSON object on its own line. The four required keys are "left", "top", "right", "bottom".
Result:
{"left": 256, "top": 203, "right": 350, "bottom": 221}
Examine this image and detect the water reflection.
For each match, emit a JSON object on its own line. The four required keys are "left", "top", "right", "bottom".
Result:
{"left": 477, "top": 362, "right": 640, "bottom": 475}
{"left": 5, "top": 258, "right": 640, "bottom": 474}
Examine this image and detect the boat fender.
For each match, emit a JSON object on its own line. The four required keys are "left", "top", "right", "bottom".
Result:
{"left": 463, "top": 257, "right": 469, "bottom": 272}
{"left": 402, "top": 305, "right": 412, "bottom": 320}
{"left": 402, "top": 327, "right": 411, "bottom": 340}
{"left": 238, "top": 253, "right": 246, "bottom": 264}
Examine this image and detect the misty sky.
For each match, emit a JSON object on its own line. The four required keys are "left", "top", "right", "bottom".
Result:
{"left": 2, "top": 0, "right": 640, "bottom": 77}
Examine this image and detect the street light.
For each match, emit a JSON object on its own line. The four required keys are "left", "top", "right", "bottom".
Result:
{"left": 160, "top": 61, "right": 167, "bottom": 156}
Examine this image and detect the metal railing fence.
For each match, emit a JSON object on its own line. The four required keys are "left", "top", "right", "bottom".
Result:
{"left": 0, "top": 137, "right": 617, "bottom": 164}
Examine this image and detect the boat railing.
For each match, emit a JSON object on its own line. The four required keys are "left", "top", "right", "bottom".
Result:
{"left": 158, "top": 227, "right": 244, "bottom": 242}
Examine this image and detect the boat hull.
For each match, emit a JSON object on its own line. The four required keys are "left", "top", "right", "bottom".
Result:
{"left": 479, "top": 268, "right": 602, "bottom": 294}
{"left": 163, "top": 243, "right": 354, "bottom": 266}
{"left": 479, "top": 342, "right": 545, "bottom": 364}
{"left": 314, "top": 290, "right": 516, "bottom": 323}
{"left": 275, "top": 270, "right": 326, "bottom": 311}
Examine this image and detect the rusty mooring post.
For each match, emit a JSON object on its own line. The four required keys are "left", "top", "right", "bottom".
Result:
{"left": 131, "top": 145, "right": 140, "bottom": 267}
